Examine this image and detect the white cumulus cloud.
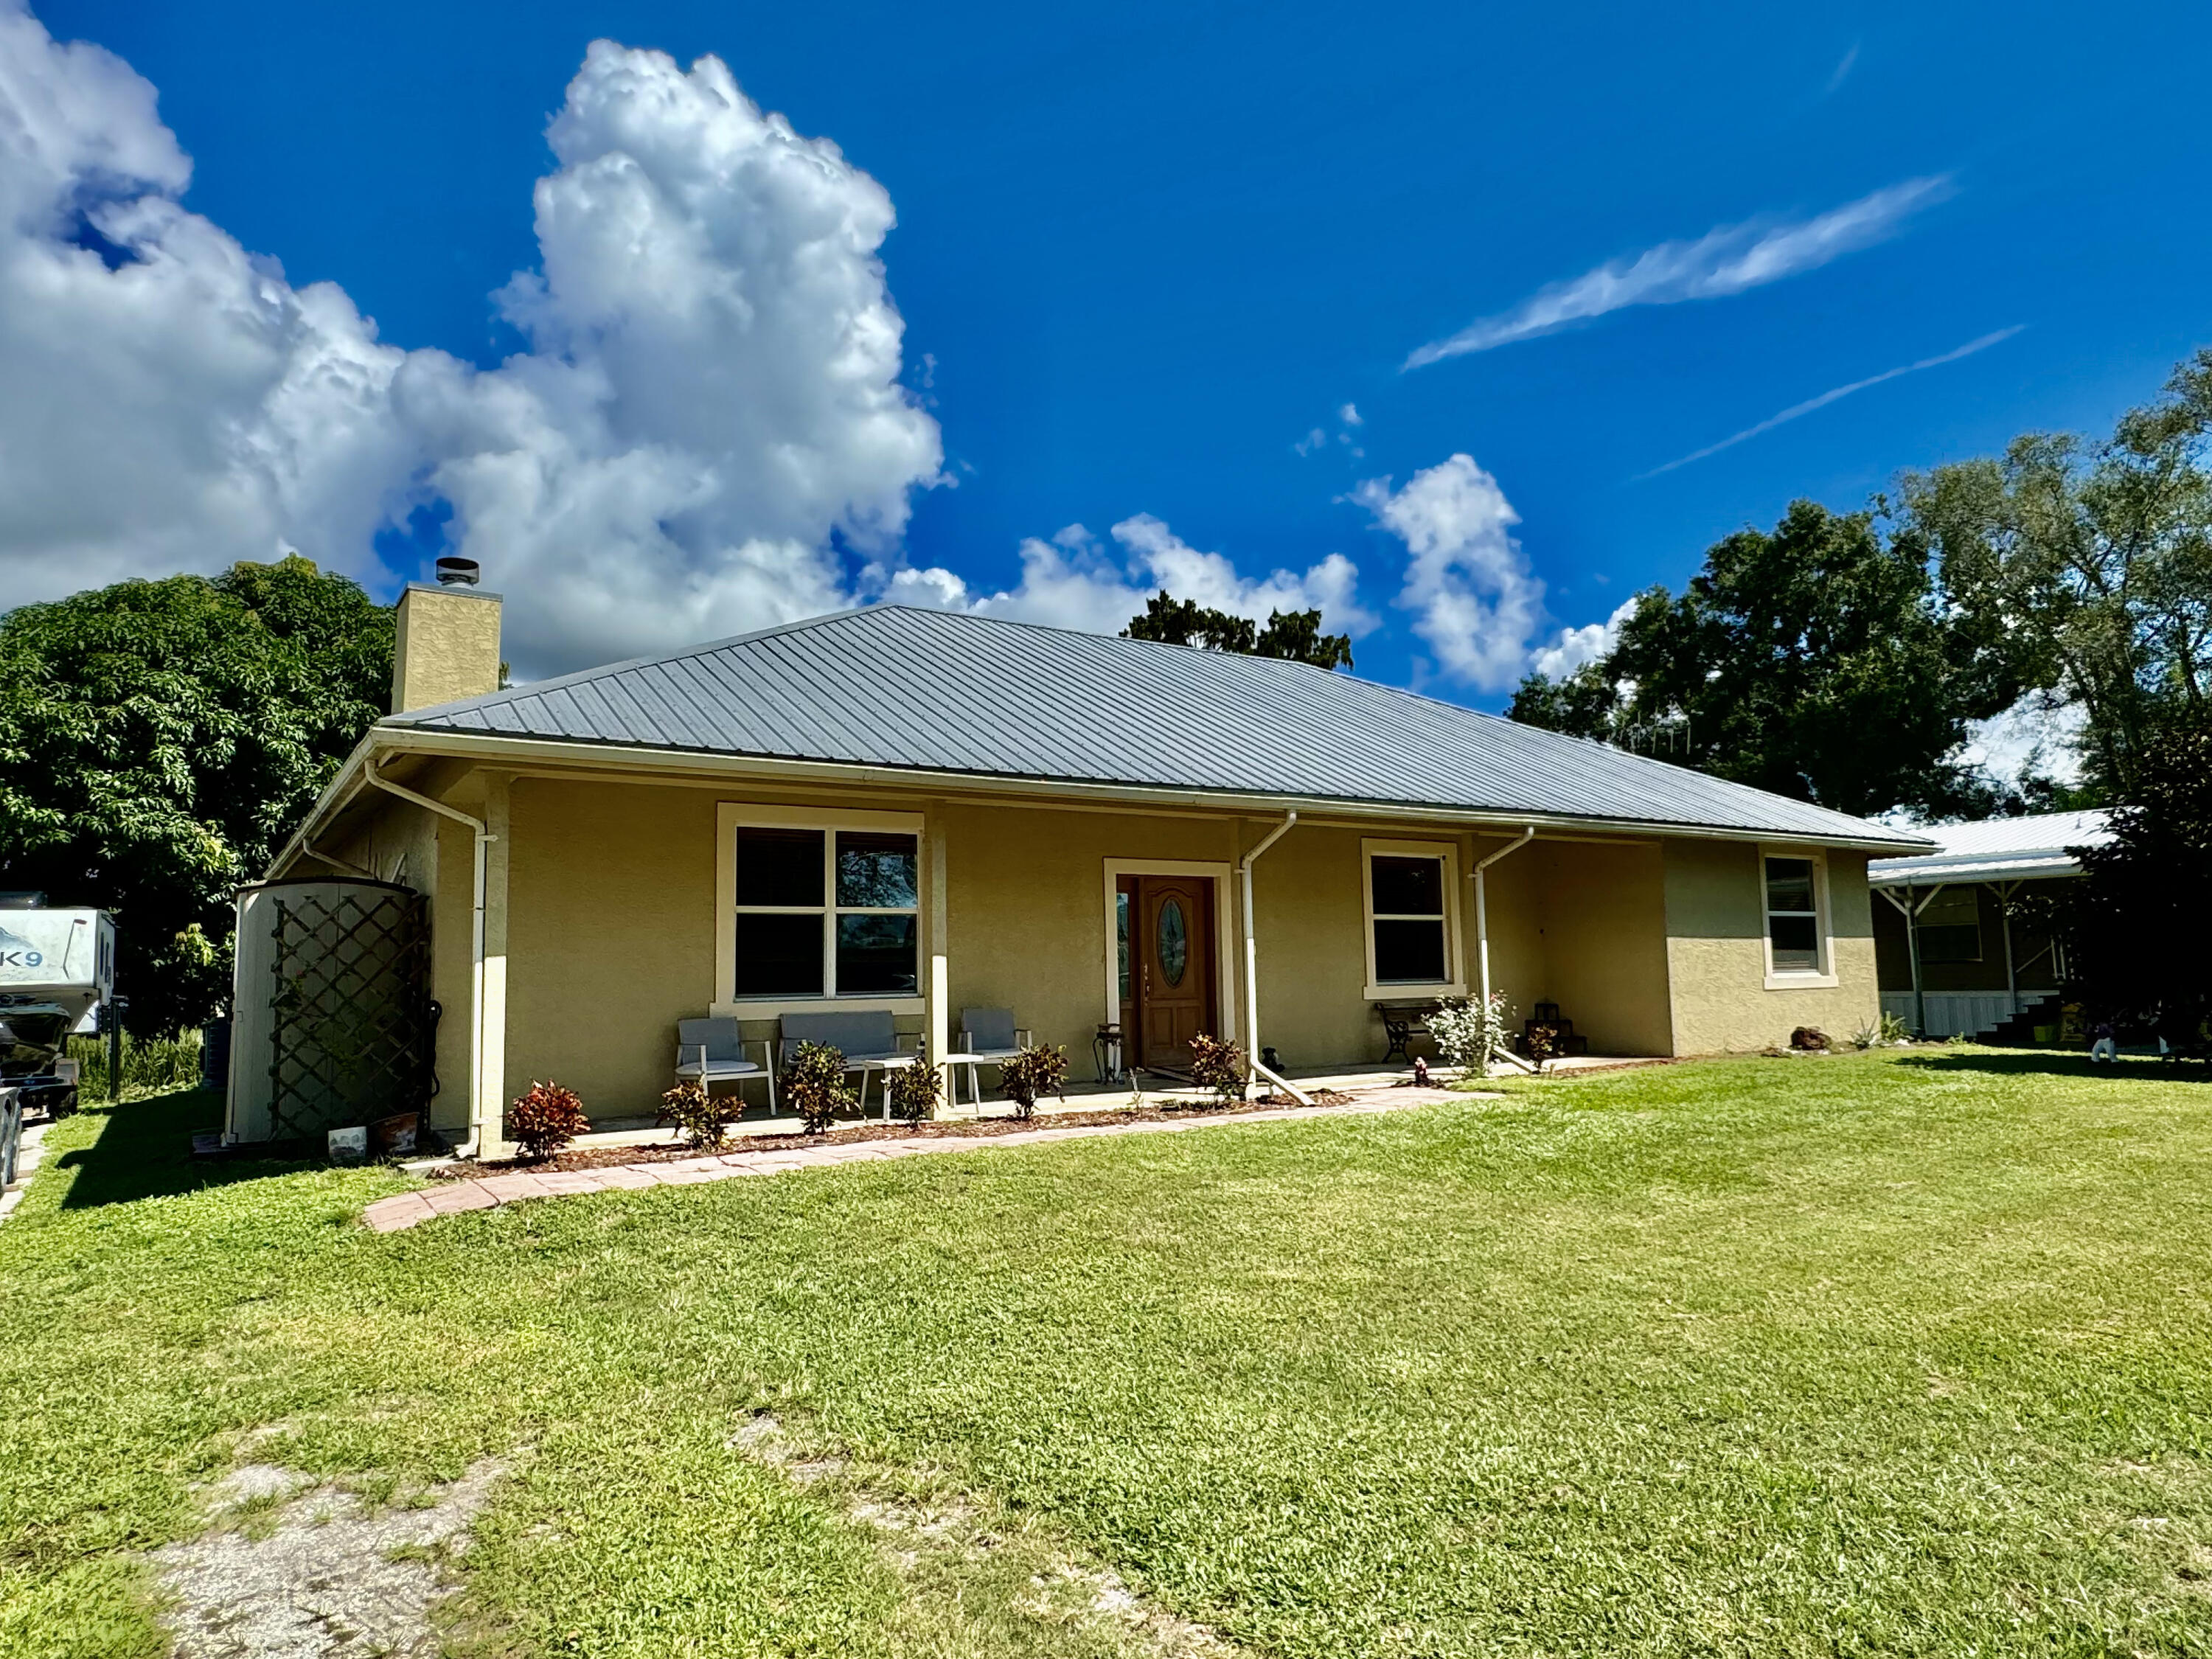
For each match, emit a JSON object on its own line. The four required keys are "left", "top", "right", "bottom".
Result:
{"left": 1405, "top": 175, "right": 1953, "bottom": 368}
{"left": 889, "top": 516, "right": 1371, "bottom": 641}
{"left": 1354, "top": 453, "right": 1548, "bottom": 691}
{"left": 1531, "top": 597, "right": 1639, "bottom": 680}
{"left": 0, "top": 7, "right": 942, "bottom": 676}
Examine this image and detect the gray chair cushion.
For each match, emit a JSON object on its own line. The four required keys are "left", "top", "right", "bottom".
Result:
{"left": 959, "top": 1007, "right": 1018, "bottom": 1054}
{"left": 678, "top": 1017, "right": 744, "bottom": 1063}
{"left": 675, "top": 1057, "right": 761, "bottom": 1079}
{"left": 780, "top": 1009, "right": 900, "bottom": 1064}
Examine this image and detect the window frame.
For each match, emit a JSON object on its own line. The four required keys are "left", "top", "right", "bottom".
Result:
{"left": 1760, "top": 844, "right": 1837, "bottom": 990}
{"left": 1360, "top": 838, "right": 1466, "bottom": 1001}
{"left": 715, "top": 804, "right": 925, "bottom": 1014}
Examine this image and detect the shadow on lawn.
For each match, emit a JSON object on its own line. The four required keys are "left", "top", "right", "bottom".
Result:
{"left": 52, "top": 1087, "right": 320, "bottom": 1208}
{"left": 1895, "top": 1050, "right": 2212, "bottom": 1083}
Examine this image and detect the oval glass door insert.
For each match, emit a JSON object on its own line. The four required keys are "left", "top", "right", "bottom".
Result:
{"left": 1158, "top": 898, "right": 1189, "bottom": 986}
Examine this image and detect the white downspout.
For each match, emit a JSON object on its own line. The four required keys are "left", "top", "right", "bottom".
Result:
{"left": 366, "top": 758, "right": 495, "bottom": 1158}
{"left": 1473, "top": 827, "right": 1538, "bottom": 1074}
{"left": 1239, "top": 811, "right": 1310, "bottom": 1105}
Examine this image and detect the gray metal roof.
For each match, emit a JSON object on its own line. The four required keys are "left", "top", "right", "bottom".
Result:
{"left": 385, "top": 605, "right": 1929, "bottom": 847}
{"left": 1868, "top": 809, "right": 2111, "bottom": 886}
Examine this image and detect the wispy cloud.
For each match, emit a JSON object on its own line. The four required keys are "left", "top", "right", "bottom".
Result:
{"left": 1404, "top": 175, "right": 1955, "bottom": 369}
{"left": 1633, "top": 325, "right": 2025, "bottom": 479}
{"left": 1823, "top": 41, "right": 1860, "bottom": 97}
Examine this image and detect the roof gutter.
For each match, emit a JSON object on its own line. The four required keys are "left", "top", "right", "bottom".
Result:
{"left": 345, "top": 725, "right": 1931, "bottom": 855}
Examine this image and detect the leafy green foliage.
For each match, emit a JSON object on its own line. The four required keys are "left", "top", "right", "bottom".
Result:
{"left": 62, "top": 1030, "right": 204, "bottom": 1099}
{"left": 1429, "top": 992, "right": 1512, "bottom": 1075}
{"left": 507, "top": 1080, "right": 588, "bottom": 1160}
{"left": 785, "top": 1042, "right": 858, "bottom": 1134}
{"left": 998, "top": 1044, "right": 1068, "bottom": 1121}
{"left": 885, "top": 1048, "right": 942, "bottom": 1126}
{"left": 1186, "top": 1033, "right": 1247, "bottom": 1105}
{"left": 658, "top": 1079, "right": 734, "bottom": 1152}
{"left": 2044, "top": 721, "right": 2212, "bottom": 1037}
{"left": 1509, "top": 501, "right": 2026, "bottom": 820}
{"left": 1122, "top": 591, "right": 1354, "bottom": 669}
{"left": 0, "top": 557, "right": 394, "bottom": 1033}
{"left": 1897, "top": 349, "right": 2212, "bottom": 801}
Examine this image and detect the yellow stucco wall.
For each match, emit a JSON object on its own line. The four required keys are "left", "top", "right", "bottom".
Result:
{"left": 392, "top": 585, "right": 503, "bottom": 714}
{"left": 501, "top": 777, "right": 721, "bottom": 1116}
{"left": 1531, "top": 840, "right": 1674, "bottom": 1056}
{"left": 310, "top": 763, "right": 1888, "bottom": 1117}
{"left": 1663, "top": 839, "right": 1877, "bottom": 1053}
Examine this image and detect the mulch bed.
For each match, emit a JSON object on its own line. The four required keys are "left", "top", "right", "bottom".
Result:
{"left": 437, "top": 1089, "right": 1359, "bottom": 1178}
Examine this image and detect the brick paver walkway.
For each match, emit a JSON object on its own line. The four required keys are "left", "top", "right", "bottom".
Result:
{"left": 362, "top": 1088, "right": 1465, "bottom": 1234}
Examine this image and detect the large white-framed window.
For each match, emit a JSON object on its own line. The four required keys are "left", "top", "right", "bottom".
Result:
{"left": 715, "top": 804, "right": 925, "bottom": 1010}
{"left": 1361, "top": 838, "right": 1466, "bottom": 1000}
{"left": 1761, "top": 846, "right": 1837, "bottom": 988}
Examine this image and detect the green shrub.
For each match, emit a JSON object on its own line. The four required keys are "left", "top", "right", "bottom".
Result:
{"left": 886, "top": 1049, "right": 942, "bottom": 1127}
{"left": 64, "top": 1030, "right": 204, "bottom": 1099}
{"left": 507, "top": 1080, "right": 588, "bottom": 1161}
{"left": 785, "top": 1043, "right": 857, "bottom": 1134}
{"left": 1000, "top": 1045, "right": 1068, "bottom": 1121}
{"left": 1187, "top": 1034, "right": 1248, "bottom": 1105}
{"left": 1430, "top": 991, "right": 1512, "bottom": 1076}
{"left": 658, "top": 1079, "right": 733, "bottom": 1152}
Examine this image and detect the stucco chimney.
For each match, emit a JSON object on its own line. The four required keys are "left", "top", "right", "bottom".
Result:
{"left": 392, "top": 580, "right": 503, "bottom": 714}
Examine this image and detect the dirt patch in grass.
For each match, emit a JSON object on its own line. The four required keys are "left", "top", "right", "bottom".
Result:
{"left": 446, "top": 1091, "right": 1357, "bottom": 1176}
{"left": 150, "top": 1459, "right": 507, "bottom": 1658}
{"left": 732, "top": 1412, "right": 1236, "bottom": 1657}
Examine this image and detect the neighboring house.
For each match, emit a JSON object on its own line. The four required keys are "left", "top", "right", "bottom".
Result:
{"left": 245, "top": 582, "right": 1927, "bottom": 1153}
{"left": 1868, "top": 810, "right": 2112, "bottom": 1040}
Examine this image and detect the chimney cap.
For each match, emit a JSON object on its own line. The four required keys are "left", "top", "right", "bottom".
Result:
{"left": 434, "top": 557, "right": 480, "bottom": 588}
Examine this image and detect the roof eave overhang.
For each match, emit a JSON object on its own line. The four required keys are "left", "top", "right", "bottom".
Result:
{"left": 269, "top": 723, "right": 1931, "bottom": 877}
{"left": 1868, "top": 855, "right": 2087, "bottom": 887}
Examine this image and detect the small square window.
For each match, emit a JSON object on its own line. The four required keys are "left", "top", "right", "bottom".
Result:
{"left": 735, "top": 827, "right": 823, "bottom": 908}
{"left": 733, "top": 911, "right": 824, "bottom": 996}
{"left": 835, "top": 913, "right": 917, "bottom": 994}
{"left": 836, "top": 832, "right": 917, "bottom": 908}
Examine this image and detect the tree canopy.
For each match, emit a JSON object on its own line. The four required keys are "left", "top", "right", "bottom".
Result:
{"left": 1896, "top": 349, "right": 2212, "bottom": 800}
{"left": 2039, "top": 720, "right": 2212, "bottom": 1038}
{"left": 0, "top": 557, "right": 393, "bottom": 1033}
{"left": 1122, "top": 591, "right": 1354, "bottom": 669}
{"left": 1509, "top": 501, "right": 2029, "bottom": 820}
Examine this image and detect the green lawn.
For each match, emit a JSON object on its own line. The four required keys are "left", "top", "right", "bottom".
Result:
{"left": 7, "top": 1051, "right": 2212, "bottom": 1656}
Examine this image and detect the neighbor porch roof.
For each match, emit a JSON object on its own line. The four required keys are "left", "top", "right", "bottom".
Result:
{"left": 1867, "top": 809, "right": 2112, "bottom": 887}
{"left": 375, "top": 607, "right": 1926, "bottom": 850}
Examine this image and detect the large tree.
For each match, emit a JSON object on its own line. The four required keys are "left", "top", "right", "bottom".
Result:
{"left": 1509, "top": 500, "right": 2030, "bottom": 820}
{"left": 1123, "top": 591, "right": 1354, "bottom": 669}
{"left": 0, "top": 557, "right": 393, "bottom": 1033}
{"left": 2042, "top": 720, "right": 2212, "bottom": 1038}
{"left": 1896, "top": 349, "right": 2212, "bottom": 799}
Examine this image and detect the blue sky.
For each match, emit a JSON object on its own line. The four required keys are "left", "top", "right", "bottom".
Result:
{"left": 16, "top": 0, "right": 2212, "bottom": 700}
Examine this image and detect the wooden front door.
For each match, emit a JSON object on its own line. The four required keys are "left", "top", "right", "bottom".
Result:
{"left": 1133, "top": 875, "right": 1214, "bottom": 1071}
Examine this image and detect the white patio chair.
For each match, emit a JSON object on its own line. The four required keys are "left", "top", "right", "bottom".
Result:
{"left": 950, "top": 1007, "right": 1032, "bottom": 1107}
{"left": 675, "top": 1017, "right": 776, "bottom": 1116}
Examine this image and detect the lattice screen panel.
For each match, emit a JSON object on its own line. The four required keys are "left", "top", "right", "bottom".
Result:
{"left": 267, "top": 888, "right": 432, "bottom": 1142}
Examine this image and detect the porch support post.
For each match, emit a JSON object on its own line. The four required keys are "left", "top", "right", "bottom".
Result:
{"left": 1238, "top": 812, "right": 1308, "bottom": 1104}
{"left": 1473, "top": 827, "right": 1537, "bottom": 1074}
{"left": 927, "top": 805, "right": 950, "bottom": 1117}
{"left": 1877, "top": 882, "right": 1942, "bottom": 1037}
{"left": 1995, "top": 881, "right": 2018, "bottom": 1018}
{"left": 477, "top": 772, "right": 512, "bottom": 1158}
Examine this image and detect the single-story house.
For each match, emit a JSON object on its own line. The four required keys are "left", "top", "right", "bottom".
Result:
{"left": 246, "top": 580, "right": 1929, "bottom": 1154}
{"left": 1868, "top": 809, "right": 2112, "bottom": 1040}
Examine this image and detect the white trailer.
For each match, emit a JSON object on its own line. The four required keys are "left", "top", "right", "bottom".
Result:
{"left": 0, "top": 907, "right": 116, "bottom": 1119}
